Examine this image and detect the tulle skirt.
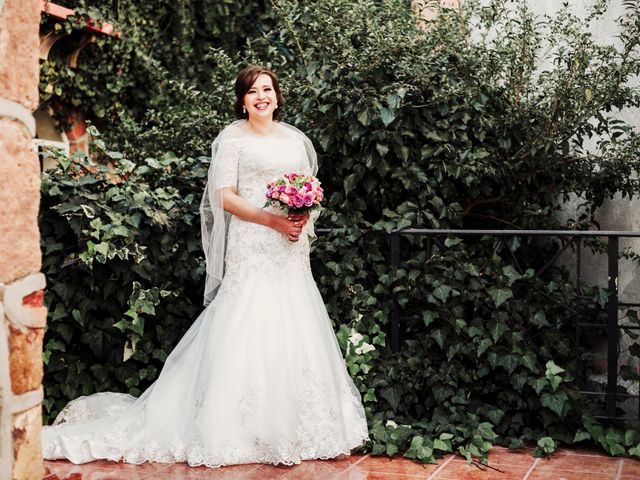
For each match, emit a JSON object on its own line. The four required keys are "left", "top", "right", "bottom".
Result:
{"left": 42, "top": 262, "right": 369, "bottom": 467}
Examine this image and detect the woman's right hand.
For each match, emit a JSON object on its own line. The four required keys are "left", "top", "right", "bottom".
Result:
{"left": 270, "top": 214, "right": 303, "bottom": 242}
{"left": 220, "top": 188, "right": 303, "bottom": 241}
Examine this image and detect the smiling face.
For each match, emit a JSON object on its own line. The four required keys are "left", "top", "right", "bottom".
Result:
{"left": 243, "top": 74, "right": 278, "bottom": 121}
{"left": 234, "top": 66, "right": 284, "bottom": 121}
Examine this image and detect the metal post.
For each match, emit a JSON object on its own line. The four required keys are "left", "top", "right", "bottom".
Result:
{"left": 606, "top": 236, "right": 619, "bottom": 418}
{"left": 575, "top": 238, "right": 582, "bottom": 381}
{"left": 576, "top": 238, "right": 582, "bottom": 295}
{"left": 390, "top": 232, "right": 400, "bottom": 353}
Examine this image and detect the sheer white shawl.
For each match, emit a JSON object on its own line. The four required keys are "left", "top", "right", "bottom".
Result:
{"left": 199, "top": 120, "right": 319, "bottom": 305}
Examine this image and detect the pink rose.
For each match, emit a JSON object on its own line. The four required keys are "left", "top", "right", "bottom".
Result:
{"left": 303, "top": 194, "right": 313, "bottom": 207}
{"left": 280, "top": 193, "right": 290, "bottom": 204}
{"left": 293, "top": 195, "right": 304, "bottom": 208}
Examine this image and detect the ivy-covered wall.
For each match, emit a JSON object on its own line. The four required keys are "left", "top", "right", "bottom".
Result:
{"left": 40, "top": 0, "right": 640, "bottom": 462}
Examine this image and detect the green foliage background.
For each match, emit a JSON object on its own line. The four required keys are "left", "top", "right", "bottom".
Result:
{"left": 40, "top": 0, "right": 640, "bottom": 462}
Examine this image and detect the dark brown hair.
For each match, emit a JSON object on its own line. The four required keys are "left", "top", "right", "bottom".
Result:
{"left": 234, "top": 65, "right": 285, "bottom": 121}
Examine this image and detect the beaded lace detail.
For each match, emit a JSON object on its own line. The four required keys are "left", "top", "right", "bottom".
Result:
{"left": 44, "top": 360, "right": 369, "bottom": 467}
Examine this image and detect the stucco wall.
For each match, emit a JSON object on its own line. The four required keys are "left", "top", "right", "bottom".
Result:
{"left": 493, "top": 0, "right": 640, "bottom": 368}
{"left": 528, "top": 1, "right": 639, "bottom": 315}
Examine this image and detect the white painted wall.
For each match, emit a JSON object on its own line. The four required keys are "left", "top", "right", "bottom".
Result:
{"left": 532, "top": 1, "right": 640, "bottom": 368}
{"left": 473, "top": 0, "right": 640, "bottom": 368}
{"left": 525, "top": 1, "right": 639, "bottom": 296}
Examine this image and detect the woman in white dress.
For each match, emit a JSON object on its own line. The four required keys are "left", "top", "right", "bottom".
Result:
{"left": 42, "top": 65, "right": 369, "bottom": 467}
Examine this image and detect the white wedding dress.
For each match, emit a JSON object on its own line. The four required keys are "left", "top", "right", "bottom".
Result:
{"left": 42, "top": 125, "right": 369, "bottom": 467}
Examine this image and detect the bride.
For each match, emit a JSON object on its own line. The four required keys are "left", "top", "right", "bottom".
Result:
{"left": 42, "top": 65, "right": 370, "bottom": 467}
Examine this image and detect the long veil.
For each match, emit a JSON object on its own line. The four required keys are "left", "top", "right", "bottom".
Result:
{"left": 199, "top": 120, "right": 319, "bottom": 305}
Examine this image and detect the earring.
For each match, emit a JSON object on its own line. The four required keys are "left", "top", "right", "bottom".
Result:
{"left": 242, "top": 106, "right": 246, "bottom": 115}
{"left": 275, "top": 103, "right": 278, "bottom": 109}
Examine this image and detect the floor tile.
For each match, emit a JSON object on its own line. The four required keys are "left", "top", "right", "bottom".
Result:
{"left": 43, "top": 474, "right": 83, "bottom": 480}
{"left": 44, "top": 460, "right": 169, "bottom": 480}
{"left": 432, "top": 461, "right": 530, "bottom": 480}
{"left": 281, "top": 462, "right": 348, "bottom": 479}
{"left": 41, "top": 449, "right": 636, "bottom": 480}
{"left": 349, "top": 455, "right": 441, "bottom": 476}
{"left": 158, "top": 468, "right": 266, "bottom": 479}
{"left": 151, "top": 474, "right": 242, "bottom": 480}
{"left": 527, "top": 472, "right": 617, "bottom": 480}
{"left": 150, "top": 476, "right": 197, "bottom": 480}
{"left": 150, "top": 462, "right": 257, "bottom": 479}
{"left": 280, "top": 457, "right": 368, "bottom": 479}
{"left": 555, "top": 447, "right": 606, "bottom": 456}
{"left": 241, "top": 464, "right": 293, "bottom": 479}
{"left": 532, "top": 454, "right": 620, "bottom": 475}
{"left": 328, "top": 454, "right": 371, "bottom": 468}
{"left": 620, "top": 457, "right": 640, "bottom": 476}
{"left": 484, "top": 447, "right": 537, "bottom": 468}
{"left": 338, "top": 473, "right": 431, "bottom": 479}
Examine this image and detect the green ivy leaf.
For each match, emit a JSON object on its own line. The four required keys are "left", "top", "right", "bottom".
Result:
{"left": 536, "top": 436, "right": 556, "bottom": 455}
{"left": 545, "top": 361, "right": 565, "bottom": 377}
{"left": 433, "top": 285, "right": 452, "bottom": 303}
{"left": 573, "top": 429, "right": 591, "bottom": 443}
{"left": 540, "top": 391, "right": 568, "bottom": 416}
{"left": 380, "top": 107, "right": 396, "bottom": 127}
{"left": 94, "top": 242, "right": 110, "bottom": 256}
{"left": 404, "top": 436, "right": 435, "bottom": 462}
{"left": 497, "top": 354, "right": 520, "bottom": 374}
{"left": 501, "top": 265, "right": 522, "bottom": 286}
{"left": 477, "top": 338, "right": 492, "bottom": 357}
{"left": 357, "top": 108, "right": 371, "bottom": 126}
{"left": 477, "top": 422, "right": 497, "bottom": 441}
{"left": 434, "top": 438, "right": 452, "bottom": 452}
{"left": 380, "top": 386, "right": 401, "bottom": 411}
{"left": 431, "top": 329, "right": 447, "bottom": 349}
{"left": 488, "top": 287, "right": 513, "bottom": 307}
{"left": 490, "top": 322, "right": 509, "bottom": 343}
{"left": 487, "top": 409, "right": 505, "bottom": 426}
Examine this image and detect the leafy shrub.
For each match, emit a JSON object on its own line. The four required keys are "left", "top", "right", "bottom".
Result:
{"left": 40, "top": 132, "right": 209, "bottom": 421}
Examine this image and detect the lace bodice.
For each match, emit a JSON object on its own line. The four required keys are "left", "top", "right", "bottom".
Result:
{"left": 214, "top": 133, "right": 314, "bottom": 299}
{"left": 215, "top": 133, "right": 309, "bottom": 208}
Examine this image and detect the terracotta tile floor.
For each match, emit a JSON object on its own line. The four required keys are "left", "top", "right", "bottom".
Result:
{"left": 44, "top": 447, "right": 640, "bottom": 480}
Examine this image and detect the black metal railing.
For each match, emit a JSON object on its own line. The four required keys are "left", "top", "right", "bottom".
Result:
{"left": 316, "top": 228, "right": 640, "bottom": 420}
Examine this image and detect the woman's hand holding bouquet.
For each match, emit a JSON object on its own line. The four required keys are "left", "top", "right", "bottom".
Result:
{"left": 265, "top": 172, "right": 324, "bottom": 242}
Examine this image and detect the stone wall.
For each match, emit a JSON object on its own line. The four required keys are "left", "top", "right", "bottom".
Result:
{"left": 412, "top": 0, "right": 460, "bottom": 25}
{"left": 0, "top": 1, "right": 46, "bottom": 479}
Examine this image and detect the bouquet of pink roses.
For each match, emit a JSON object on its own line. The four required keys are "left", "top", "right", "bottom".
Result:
{"left": 265, "top": 172, "right": 324, "bottom": 214}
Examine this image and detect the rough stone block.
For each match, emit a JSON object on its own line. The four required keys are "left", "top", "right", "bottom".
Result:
{"left": 0, "top": 119, "right": 42, "bottom": 284}
{"left": 8, "top": 323, "right": 43, "bottom": 395}
{"left": 3, "top": 273, "right": 47, "bottom": 328}
{"left": 412, "top": 0, "right": 459, "bottom": 24}
{"left": 12, "top": 406, "right": 43, "bottom": 480}
{"left": 0, "top": 0, "right": 41, "bottom": 110}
